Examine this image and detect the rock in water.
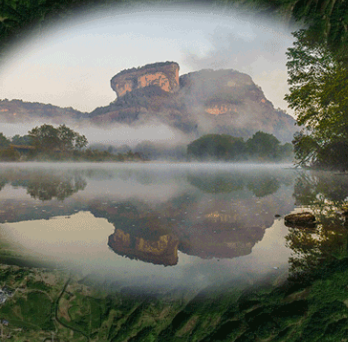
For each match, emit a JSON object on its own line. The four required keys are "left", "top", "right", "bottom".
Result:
{"left": 284, "top": 212, "right": 316, "bottom": 227}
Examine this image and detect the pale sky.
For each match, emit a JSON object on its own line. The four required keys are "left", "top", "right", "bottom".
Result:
{"left": 0, "top": 2, "right": 296, "bottom": 116}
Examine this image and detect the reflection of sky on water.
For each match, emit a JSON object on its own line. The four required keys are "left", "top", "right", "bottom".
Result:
{"left": 0, "top": 162, "right": 296, "bottom": 291}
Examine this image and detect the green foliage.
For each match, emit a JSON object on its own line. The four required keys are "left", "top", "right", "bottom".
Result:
{"left": 28, "top": 124, "right": 87, "bottom": 155}
{"left": 11, "top": 134, "right": 33, "bottom": 146}
{"left": 246, "top": 131, "right": 281, "bottom": 160}
{"left": 285, "top": 30, "right": 339, "bottom": 130}
{"left": 28, "top": 124, "right": 60, "bottom": 152}
{"left": 0, "top": 132, "right": 11, "bottom": 149}
{"left": 187, "top": 134, "right": 247, "bottom": 161}
{"left": 1, "top": 291, "right": 54, "bottom": 330}
{"left": 286, "top": 30, "right": 348, "bottom": 170}
{"left": 0, "top": 124, "right": 146, "bottom": 162}
{"left": 187, "top": 132, "right": 292, "bottom": 162}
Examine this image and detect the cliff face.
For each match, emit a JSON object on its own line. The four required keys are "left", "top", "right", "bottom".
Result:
{"left": 89, "top": 63, "right": 297, "bottom": 142}
{"left": 110, "top": 62, "right": 180, "bottom": 98}
{"left": 178, "top": 69, "right": 297, "bottom": 141}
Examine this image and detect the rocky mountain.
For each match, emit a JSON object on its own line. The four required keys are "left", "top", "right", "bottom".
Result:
{"left": 0, "top": 62, "right": 297, "bottom": 142}
{"left": 91, "top": 62, "right": 297, "bottom": 142}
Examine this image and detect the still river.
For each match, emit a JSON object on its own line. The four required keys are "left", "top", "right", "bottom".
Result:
{"left": 0, "top": 162, "right": 345, "bottom": 293}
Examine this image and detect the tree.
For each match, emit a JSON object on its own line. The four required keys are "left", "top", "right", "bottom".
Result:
{"left": 187, "top": 134, "right": 246, "bottom": 160}
{"left": 28, "top": 124, "right": 88, "bottom": 155}
{"left": 246, "top": 131, "right": 281, "bottom": 160}
{"left": 11, "top": 134, "right": 33, "bottom": 146}
{"left": 28, "top": 124, "right": 60, "bottom": 153}
{"left": 285, "top": 29, "right": 348, "bottom": 170}
{"left": 0, "top": 133, "right": 10, "bottom": 149}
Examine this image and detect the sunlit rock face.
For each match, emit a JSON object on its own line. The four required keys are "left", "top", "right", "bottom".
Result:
{"left": 205, "top": 103, "right": 237, "bottom": 115}
{"left": 110, "top": 62, "right": 180, "bottom": 98}
{"left": 108, "top": 229, "right": 179, "bottom": 266}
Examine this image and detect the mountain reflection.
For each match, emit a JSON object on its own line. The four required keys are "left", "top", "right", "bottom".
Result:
{"left": 93, "top": 169, "right": 294, "bottom": 264}
{"left": 0, "top": 164, "right": 296, "bottom": 267}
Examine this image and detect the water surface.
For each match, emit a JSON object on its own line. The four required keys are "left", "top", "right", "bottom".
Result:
{"left": 0, "top": 162, "right": 297, "bottom": 292}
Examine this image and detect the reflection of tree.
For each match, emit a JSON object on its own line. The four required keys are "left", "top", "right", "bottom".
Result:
{"left": 247, "top": 176, "right": 280, "bottom": 198}
{"left": 286, "top": 216, "right": 348, "bottom": 279}
{"left": 188, "top": 171, "right": 285, "bottom": 197}
{"left": 0, "top": 178, "right": 7, "bottom": 191}
{"left": 294, "top": 171, "right": 348, "bottom": 206}
{"left": 26, "top": 174, "right": 87, "bottom": 201}
{"left": 187, "top": 173, "right": 244, "bottom": 193}
{"left": 287, "top": 170, "right": 348, "bottom": 278}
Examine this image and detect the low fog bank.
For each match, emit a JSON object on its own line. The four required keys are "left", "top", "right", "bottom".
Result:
{"left": 0, "top": 120, "right": 193, "bottom": 155}
{"left": 78, "top": 121, "right": 192, "bottom": 147}
{"left": 0, "top": 118, "right": 294, "bottom": 162}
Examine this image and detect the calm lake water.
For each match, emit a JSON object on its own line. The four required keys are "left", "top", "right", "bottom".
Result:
{"left": 0, "top": 162, "right": 323, "bottom": 292}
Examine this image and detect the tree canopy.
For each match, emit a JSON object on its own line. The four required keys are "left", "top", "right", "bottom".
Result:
{"left": 11, "top": 134, "right": 33, "bottom": 146}
{"left": 0, "top": 133, "right": 10, "bottom": 149}
{"left": 247, "top": 131, "right": 281, "bottom": 159}
{"left": 285, "top": 29, "right": 348, "bottom": 170}
{"left": 28, "top": 124, "right": 87, "bottom": 154}
{"left": 187, "top": 134, "right": 247, "bottom": 161}
{"left": 187, "top": 132, "right": 293, "bottom": 161}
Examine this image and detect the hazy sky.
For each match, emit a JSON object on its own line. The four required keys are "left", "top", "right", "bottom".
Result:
{"left": 0, "top": 2, "right": 296, "bottom": 115}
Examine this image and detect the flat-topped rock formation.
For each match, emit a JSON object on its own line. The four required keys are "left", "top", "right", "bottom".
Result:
{"left": 110, "top": 61, "right": 180, "bottom": 98}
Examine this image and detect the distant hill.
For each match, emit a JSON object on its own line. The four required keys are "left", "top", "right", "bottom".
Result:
{"left": 0, "top": 62, "right": 298, "bottom": 143}
{"left": 0, "top": 99, "right": 87, "bottom": 124}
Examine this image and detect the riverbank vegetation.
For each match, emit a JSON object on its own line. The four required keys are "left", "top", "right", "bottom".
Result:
{"left": 0, "top": 124, "right": 145, "bottom": 162}
{"left": 187, "top": 132, "right": 293, "bottom": 161}
{"left": 0, "top": 125, "right": 292, "bottom": 163}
